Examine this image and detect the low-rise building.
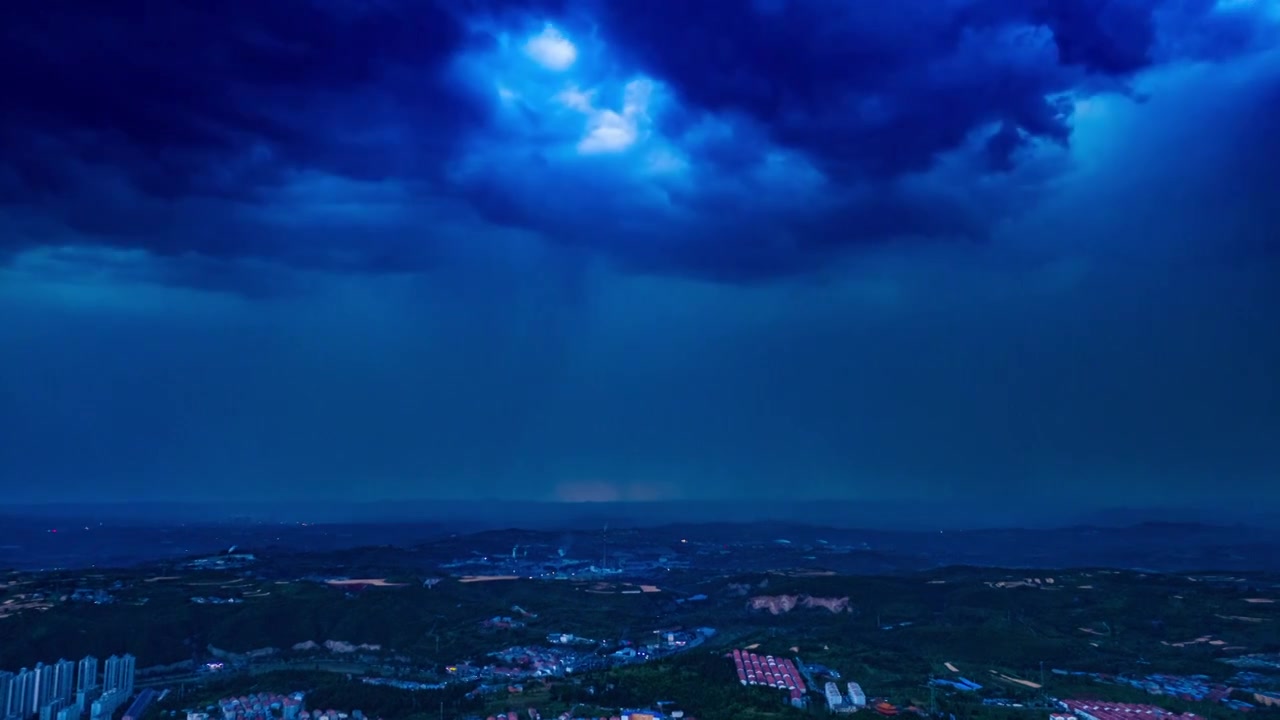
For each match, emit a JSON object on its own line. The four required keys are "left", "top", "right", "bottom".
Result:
{"left": 123, "top": 688, "right": 157, "bottom": 720}
{"left": 1063, "top": 700, "right": 1200, "bottom": 720}
{"left": 825, "top": 682, "right": 846, "bottom": 712}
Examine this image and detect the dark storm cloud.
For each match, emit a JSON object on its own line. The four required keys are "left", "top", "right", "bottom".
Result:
{"left": 592, "top": 0, "right": 1076, "bottom": 179}
{"left": 0, "top": 0, "right": 1276, "bottom": 285}
{"left": 2, "top": 0, "right": 474, "bottom": 161}
{"left": 0, "top": 0, "right": 482, "bottom": 272}
{"left": 589, "top": 0, "right": 1275, "bottom": 177}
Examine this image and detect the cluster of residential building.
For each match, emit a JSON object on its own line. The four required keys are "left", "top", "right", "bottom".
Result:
{"left": 483, "top": 646, "right": 607, "bottom": 678}
{"left": 66, "top": 589, "right": 115, "bottom": 605}
{"left": 445, "top": 628, "right": 716, "bottom": 688}
{"left": 189, "top": 691, "right": 377, "bottom": 720}
{"left": 358, "top": 678, "right": 445, "bottom": 692}
{"left": 0, "top": 654, "right": 136, "bottom": 720}
{"left": 199, "top": 692, "right": 691, "bottom": 720}
{"left": 439, "top": 545, "right": 691, "bottom": 581}
{"left": 1120, "top": 674, "right": 1237, "bottom": 705}
{"left": 1051, "top": 670, "right": 1264, "bottom": 711}
{"left": 448, "top": 649, "right": 574, "bottom": 684}
{"left": 196, "top": 691, "right": 305, "bottom": 720}
{"left": 292, "top": 711, "right": 364, "bottom": 720}
{"left": 482, "top": 707, "right": 693, "bottom": 720}
{"left": 1222, "top": 654, "right": 1280, "bottom": 672}
{"left": 731, "top": 649, "right": 807, "bottom": 707}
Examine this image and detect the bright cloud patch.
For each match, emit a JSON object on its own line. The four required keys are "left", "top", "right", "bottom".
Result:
{"left": 579, "top": 111, "right": 636, "bottom": 153}
{"left": 466, "top": 28, "right": 679, "bottom": 176}
{"left": 524, "top": 24, "right": 577, "bottom": 71}
{"left": 572, "top": 79, "right": 656, "bottom": 154}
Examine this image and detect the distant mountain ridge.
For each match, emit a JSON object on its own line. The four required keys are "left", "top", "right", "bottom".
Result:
{"left": 5, "top": 499, "right": 1276, "bottom": 532}
{"left": 3, "top": 511, "right": 1277, "bottom": 573}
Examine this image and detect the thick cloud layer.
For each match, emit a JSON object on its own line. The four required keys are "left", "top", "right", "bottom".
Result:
{"left": 2, "top": 0, "right": 1278, "bottom": 511}
{"left": 2, "top": 0, "right": 1275, "bottom": 283}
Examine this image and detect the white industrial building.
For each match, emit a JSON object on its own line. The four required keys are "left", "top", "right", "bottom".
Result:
{"left": 847, "top": 682, "right": 866, "bottom": 707}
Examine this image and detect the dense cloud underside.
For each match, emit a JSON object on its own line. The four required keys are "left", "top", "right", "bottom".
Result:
{"left": 1, "top": 0, "right": 1278, "bottom": 507}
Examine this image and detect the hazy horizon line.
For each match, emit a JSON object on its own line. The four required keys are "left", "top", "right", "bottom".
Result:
{"left": 1, "top": 498, "right": 1274, "bottom": 533}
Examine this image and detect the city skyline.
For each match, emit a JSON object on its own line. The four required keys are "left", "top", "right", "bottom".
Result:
{"left": 0, "top": 654, "right": 134, "bottom": 720}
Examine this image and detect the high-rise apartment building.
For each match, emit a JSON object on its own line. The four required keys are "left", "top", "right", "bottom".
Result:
{"left": 89, "top": 691, "right": 127, "bottom": 720}
{"left": 31, "top": 665, "right": 55, "bottom": 718}
{"left": 2, "top": 653, "right": 130, "bottom": 720}
{"left": 38, "top": 698, "right": 64, "bottom": 720}
{"left": 101, "top": 656, "right": 134, "bottom": 696}
{"left": 120, "top": 656, "right": 134, "bottom": 696}
{"left": 51, "top": 662, "right": 74, "bottom": 706}
{"left": 0, "top": 671, "right": 14, "bottom": 720}
{"left": 100, "top": 659, "right": 120, "bottom": 697}
{"left": 75, "top": 658, "right": 97, "bottom": 695}
{"left": 11, "top": 668, "right": 37, "bottom": 720}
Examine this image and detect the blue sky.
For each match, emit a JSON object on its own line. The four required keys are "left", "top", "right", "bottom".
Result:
{"left": 0, "top": 0, "right": 1277, "bottom": 511}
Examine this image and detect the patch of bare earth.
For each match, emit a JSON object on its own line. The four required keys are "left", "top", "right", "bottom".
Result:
{"left": 325, "top": 578, "right": 408, "bottom": 587}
